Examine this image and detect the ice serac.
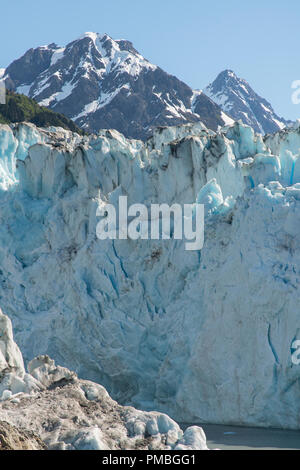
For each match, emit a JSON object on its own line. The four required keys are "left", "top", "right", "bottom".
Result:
{"left": 0, "top": 120, "right": 300, "bottom": 429}
{"left": 0, "top": 308, "right": 42, "bottom": 401}
{"left": 0, "top": 308, "right": 24, "bottom": 375}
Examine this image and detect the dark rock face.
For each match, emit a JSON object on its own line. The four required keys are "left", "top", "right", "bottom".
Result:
{"left": 5, "top": 44, "right": 58, "bottom": 90}
{"left": 3, "top": 33, "right": 231, "bottom": 140}
{"left": 76, "top": 67, "right": 201, "bottom": 140}
{"left": 193, "top": 93, "right": 230, "bottom": 132}
{"left": 204, "top": 70, "right": 290, "bottom": 134}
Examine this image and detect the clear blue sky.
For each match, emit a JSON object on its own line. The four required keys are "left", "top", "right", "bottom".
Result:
{"left": 1, "top": 0, "right": 299, "bottom": 119}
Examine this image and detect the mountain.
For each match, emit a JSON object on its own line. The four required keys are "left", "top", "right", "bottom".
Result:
{"left": 2, "top": 32, "right": 233, "bottom": 139}
{"left": 204, "top": 69, "right": 289, "bottom": 134}
{"left": 0, "top": 90, "right": 84, "bottom": 134}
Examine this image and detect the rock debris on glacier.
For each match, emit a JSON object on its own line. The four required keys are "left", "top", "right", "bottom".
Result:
{"left": 0, "top": 420, "right": 46, "bottom": 450}
{"left": 0, "top": 309, "right": 208, "bottom": 450}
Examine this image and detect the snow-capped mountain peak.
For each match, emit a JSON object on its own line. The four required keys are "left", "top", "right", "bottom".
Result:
{"left": 5, "top": 32, "right": 157, "bottom": 115}
{"left": 76, "top": 31, "right": 157, "bottom": 76}
{"left": 204, "top": 69, "right": 289, "bottom": 134}
{"left": 3, "top": 33, "right": 232, "bottom": 139}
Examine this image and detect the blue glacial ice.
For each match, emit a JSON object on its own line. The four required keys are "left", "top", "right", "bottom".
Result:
{"left": 0, "top": 120, "right": 300, "bottom": 429}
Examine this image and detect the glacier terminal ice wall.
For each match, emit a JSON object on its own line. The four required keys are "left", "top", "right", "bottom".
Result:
{"left": 0, "top": 120, "right": 300, "bottom": 428}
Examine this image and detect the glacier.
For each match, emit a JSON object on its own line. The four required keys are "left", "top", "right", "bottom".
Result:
{"left": 0, "top": 119, "right": 300, "bottom": 429}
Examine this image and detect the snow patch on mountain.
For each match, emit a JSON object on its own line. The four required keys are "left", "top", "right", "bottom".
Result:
{"left": 191, "top": 89, "right": 203, "bottom": 111}
{"left": 50, "top": 48, "right": 66, "bottom": 67}
{"left": 220, "top": 111, "right": 235, "bottom": 127}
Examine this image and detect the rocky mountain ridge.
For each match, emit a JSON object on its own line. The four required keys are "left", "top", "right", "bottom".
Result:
{"left": 204, "top": 69, "right": 289, "bottom": 134}
{"left": 2, "top": 32, "right": 233, "bottom": 139}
